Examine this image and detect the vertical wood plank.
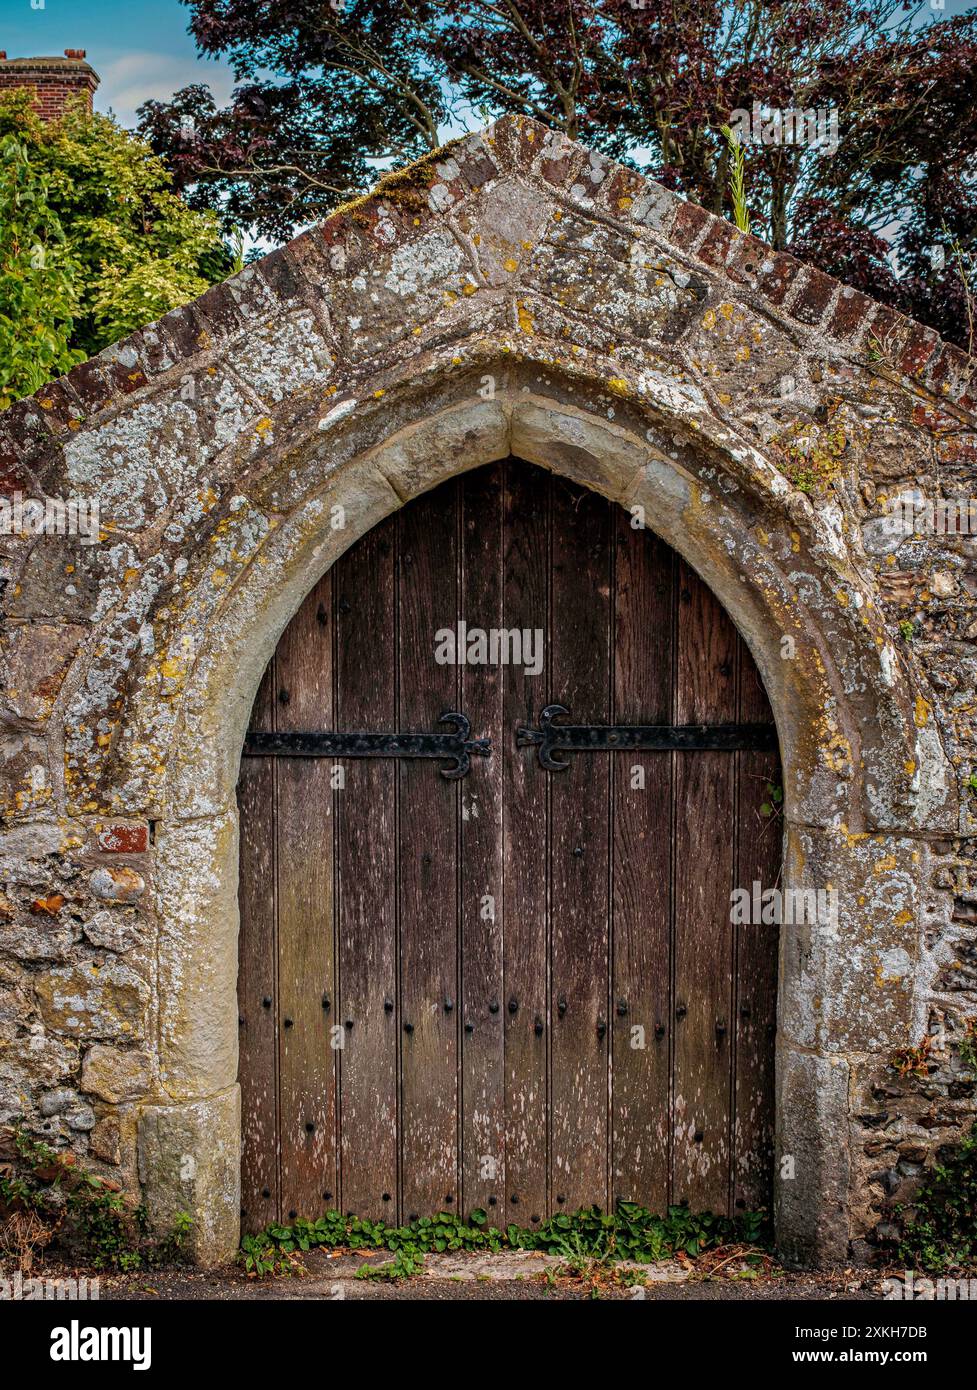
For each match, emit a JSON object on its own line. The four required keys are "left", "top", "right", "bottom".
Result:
{"left": 275, "top": 573, "right": 337, "bottom": 1221}
{"left": 502, "top": 462, "right": 550, "bottom": 1222}
{"left": 672, "top": 561, "right": 738, "bottom": 1213}
{"left": 549, "top": 475, "right": 612, "bottom": 1215}
{"left": 459, "top": 465, "right": 506, "bottom": 1218}
{"left": 398, "top": 485, "right": 460, "bottom": 1218}
{"left": 237, "top": 662, "right": 279, "bottom": 1231}
{"left": 611, "top": 516, "right": 673, "bottom": 1212}
{"left": 334, "top": 520, "right": 399, "bottom": 1220}
{"left": 733, "top": 642, "right": 780, "bottom": 1213}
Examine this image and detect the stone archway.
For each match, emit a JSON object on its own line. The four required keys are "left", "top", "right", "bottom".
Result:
{"left": 1, "top": 114, "right": 971, "bottom": 1268}
{"left": 136, "top": 366, "right": 953, "bottom": 1268}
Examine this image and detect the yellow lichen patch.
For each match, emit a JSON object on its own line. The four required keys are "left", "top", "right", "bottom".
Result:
{"left": 904, "top": 761, "right": 916, "bottom": 777}
{"left": 718, "top": 392, "right": 732, "bottom": 405}
{"left": 617, "top": 197, "right": 633, "bottom": 211}
{"left": 719, "top": 302, "right": 734, "bottom": 319}
{"left": 517, "top": 302, "right": 534, "bottom": 335}
{"left": 701, "top": 308, "right": 717, "bottom": 330}
{"left": 211, "top": 569, "right": 229, "bottom": 588}
{"left": 503, "top": 257, "right": 519, "bottom": 273}
{"left": 914, "top": 696, "right": 931, "bottom": 728}
{"left": 894, "top": 909, "right": 912, "bottom": 927}
{"left": 462, "top": 282, "right": 477, "bottom": 297}
{"left": 874, "top": 855, "right": 897, "bottom": 875}
{"left": 735, "top": 344, "right": 751, "bottom": 362}
{"left": 607, "top": 378, "right": 630, "bottom": 397}
{"left": 255, "top": 417, "right": 273, "bottom": 436}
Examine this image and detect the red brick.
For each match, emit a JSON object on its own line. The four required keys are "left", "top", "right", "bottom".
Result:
{"left": 96, "top": 824, "right": 149, "bottom": 855}
{"left": 790, "top": 268, "right": 837, "bottom": 325}
{"left": 828, "top": 287, "right": 874, "bottom": 340}
{"left": 758, "top": 253, "right": 803, "bottom": 307}
{"left": 696, "top": 218, "right": 736, "bottom": 269}
{"left": 924, "top": 341, "right": 972, "bottom": 397}
{"left": 865, "top": 302, "right": 908, "bottom": 352}
{"left": 0, "top": 56, "right": 98, "bottom": 122}
{"left": 723, "top": 232, "right": 771, "bottom": 285}
{"left": 65, "top": 357, "right": 114, "bottom": 416}
{"left": 898, "top": 325, "right": 940, "bottom": 378}
{"left": 34, "top": 378, "right": 86, "bottom": 435}
{"left": 671, "top": 200, "right": 711, "bottom": 248}
{"left": 953, "top": 367, "right": 977, "bottom": 415}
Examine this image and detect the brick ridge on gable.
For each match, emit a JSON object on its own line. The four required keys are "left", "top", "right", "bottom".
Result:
{"left": 1, "top": 112, "right": 975, "bottom": 483}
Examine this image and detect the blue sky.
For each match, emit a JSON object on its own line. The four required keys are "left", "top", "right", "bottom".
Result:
{"left": 1, "top": 0, "right": 973, "bottom": 134}
{"left": 0, "top": 0, "right": 237, "bottom": 127}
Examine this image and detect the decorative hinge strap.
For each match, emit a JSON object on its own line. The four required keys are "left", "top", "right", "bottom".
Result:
{"left": 516, "top": 704, "right": 777, "bottom": 770}
{"left": 243, "top": 711, "right": 491, "bottom": 780}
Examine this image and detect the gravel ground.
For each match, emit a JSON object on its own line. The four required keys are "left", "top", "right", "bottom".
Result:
{"left": 15, "top": 1247, "right": 894, "bottom": 1301}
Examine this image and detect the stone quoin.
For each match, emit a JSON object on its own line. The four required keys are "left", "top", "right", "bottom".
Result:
{"left": 1, "top": 114, "right": 975, "bottom": 1267}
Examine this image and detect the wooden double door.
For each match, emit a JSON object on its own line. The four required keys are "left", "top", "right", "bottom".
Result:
{"left": 237, "top": 459, "right": 780, "bottom": 1232}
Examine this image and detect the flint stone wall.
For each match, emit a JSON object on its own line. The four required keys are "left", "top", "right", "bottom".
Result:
{"left": 0, "top": 114, "right": 975, "bottom": 1266}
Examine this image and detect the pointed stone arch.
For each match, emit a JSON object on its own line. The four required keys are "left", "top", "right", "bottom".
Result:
{"left": 2, "top": 114, "right": 974, "bottom": 1267}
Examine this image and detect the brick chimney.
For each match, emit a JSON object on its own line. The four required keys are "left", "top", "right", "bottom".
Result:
{"left": 0, "top": 50, "right": 99, "bottom": 121}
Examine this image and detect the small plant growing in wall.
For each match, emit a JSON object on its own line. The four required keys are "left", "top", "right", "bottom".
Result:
{"left": 958, "top": 1017, "right": 977, "bottom": 1075}
{"left": 890, "top": 1035, "right": 933, "bottom": 1078}
{"left": 0, "top": 1128, "right": 192, "bottom": 1271}
{"left": 895, "top": 1122, "right": 977, "bottom": 1273}
{"left": 773, "top": 407, "right": 848, "bottom": 495}
{"left": 898, "top": 620, "right": 916, "bottom": 642}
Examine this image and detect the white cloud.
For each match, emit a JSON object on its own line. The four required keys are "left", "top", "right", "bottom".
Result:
{"left": 95, "top": 50, "right": 237, "bottom": 128}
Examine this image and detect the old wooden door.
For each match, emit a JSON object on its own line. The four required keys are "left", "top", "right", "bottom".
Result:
{"left": 237, "top": 459, "right": 780, "bottom": 1232}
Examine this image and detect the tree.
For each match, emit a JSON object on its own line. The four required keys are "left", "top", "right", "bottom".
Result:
{"left": 0, "top": 134, "right": 80, "bottom": 408}
{"left": 139, "top": 0, "right": 977, "bottom": 349}
{"left": 0, "top": 90, "right": 233, "bottom": 404}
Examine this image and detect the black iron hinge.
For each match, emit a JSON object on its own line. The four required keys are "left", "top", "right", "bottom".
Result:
{"left": 243, "top": 711, "right": 491, "bottom": 780}
{"left": 517, "top": 704, "right": 777, "bottom": 770}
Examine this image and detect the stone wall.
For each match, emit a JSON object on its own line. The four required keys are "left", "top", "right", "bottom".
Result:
{"left": 0, "top": 113, "right": 975, "bottom": 1266}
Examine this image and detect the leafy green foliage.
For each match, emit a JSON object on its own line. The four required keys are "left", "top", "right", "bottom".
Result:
{"left": 0, "top": 135, "right": 81, "bottom": 408}
{"left": 0, "top": 1128, "right": 192, "bottom": 1271}
{"left": 239, "top": 1200, "right": 768, "bottom": 1278}
{"left": 896, "top": 1123, "right": 977, "bottom": 1274}
{"left": 760, "top": 782, "right": 783, "bottom": 818}
{"left": 355, "top": 1247, "right": 426, "bottom": 1281}
{"left": 0, "top": 90, "right": 232, "bottom": 406}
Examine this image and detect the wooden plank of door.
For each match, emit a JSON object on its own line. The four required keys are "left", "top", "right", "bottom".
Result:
{"left": 502, "top": 461, "right": 550, "bottom": 1222}
{"left": 549, "top": 475, "right": 612, "bottom": 1215}
{"left": 334, "top": 521, "right": 399, "bottom": 1221}
{"left": 611, "top": 516, "right": 673, "bottom": 1213}
{"left": 672, "top": 561, "right": 738, "bottom": 1214}
{"left": 398, "top": 483, "right": 460, "bottom": 1219}
{"left": 237, "top": 662, "right": 279, "bottom": 1231}
{"left": 459, "top": 464, "right": 506, "bottom": 1218}
{"left": 275, "top": 573, "right": 338, "bottom": 1221}
{"left": 733, "top": 645, "right": 780, "bottom": 1214}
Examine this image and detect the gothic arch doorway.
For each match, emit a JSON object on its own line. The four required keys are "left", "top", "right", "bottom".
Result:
{"left": 237, "top": 458, "right": 781, "bottom": 1230}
